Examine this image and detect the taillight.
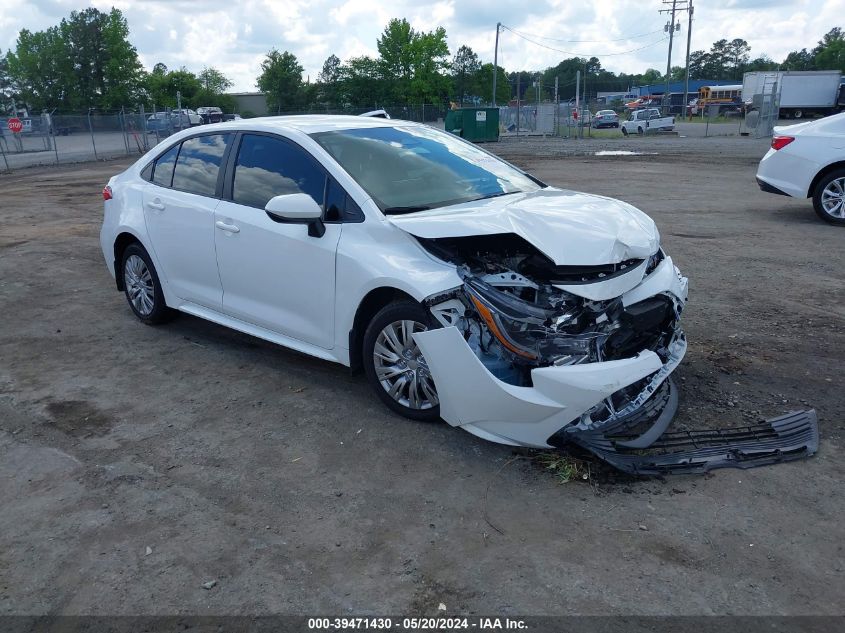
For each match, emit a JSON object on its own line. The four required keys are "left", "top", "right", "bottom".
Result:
{"left": 771, "top": 136, "right": 795, "bottom": 150}
{"left": 103, "top": 186, "right": 113, "bottom": 201}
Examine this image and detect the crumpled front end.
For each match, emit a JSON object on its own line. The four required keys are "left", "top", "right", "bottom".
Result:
{"left": 412, "top": 232, "right": 819, "bottom": 472}
{"left": 413, "top": 233, "right": 688, "bottom": 449}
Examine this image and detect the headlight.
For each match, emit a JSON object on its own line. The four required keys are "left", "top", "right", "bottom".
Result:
{"left": 464, "top": 278, "right": 598, "bottom": 363}
{"left": 645, "top": 248, "right": 664, "bottom": 276}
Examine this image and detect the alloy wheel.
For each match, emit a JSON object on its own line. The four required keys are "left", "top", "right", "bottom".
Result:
{"left": 821, "top": 177, "right": 845, "bottom": 219}
{"left": 373, "top": 319, "right": 438, "bottom": 410}
{"left": 124, "top": 254, "right": 155, "bottom": 316}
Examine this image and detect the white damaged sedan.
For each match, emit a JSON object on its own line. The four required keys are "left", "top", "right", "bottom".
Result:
{"left": 100, "top": 115, "right": 689, "bottom": 450}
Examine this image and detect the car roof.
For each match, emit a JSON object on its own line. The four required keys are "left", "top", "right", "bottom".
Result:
{"left": 192, "top": 114, "right": 419, "bottom": 135}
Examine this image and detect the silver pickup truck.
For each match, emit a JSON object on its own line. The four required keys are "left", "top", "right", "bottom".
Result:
{"left": 621, "top": 108, "right": 675, "bottom": 135}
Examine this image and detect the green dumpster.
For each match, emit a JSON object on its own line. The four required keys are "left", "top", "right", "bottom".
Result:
{"left": 444, "top": 107, "right": 499, "bottom": 142}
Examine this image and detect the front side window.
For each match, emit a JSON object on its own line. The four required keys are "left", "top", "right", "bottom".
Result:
{"left": 232, "top": 134, "right": 326, "bottom": 209}
{"left": 152, "top": 143, "right": 179, "bottom": 188}
{"left": 311, "top": 125, "right": 541, "bottom": 214}
{"left": 172, "top": 134, "right": 232, "bottom": 197}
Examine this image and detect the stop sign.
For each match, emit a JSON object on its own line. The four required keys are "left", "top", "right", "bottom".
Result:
{"left": 7, "top": 117, "right": 22, "bottom": 133}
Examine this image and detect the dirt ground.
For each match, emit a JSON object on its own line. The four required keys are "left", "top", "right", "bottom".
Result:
{"left": 1, "top": 134, "right": 843, "bottom": 616}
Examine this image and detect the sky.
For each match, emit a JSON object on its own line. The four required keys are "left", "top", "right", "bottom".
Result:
{"left": 2, "top": 0, "right": 843, "bottom": 92}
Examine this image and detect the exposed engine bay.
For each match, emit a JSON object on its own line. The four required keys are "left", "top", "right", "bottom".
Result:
{"left": 419, "top": 233, "right": 680, "bottom": 386}
{"left": 412, "top": 233, "right": 818, "bottom": 473}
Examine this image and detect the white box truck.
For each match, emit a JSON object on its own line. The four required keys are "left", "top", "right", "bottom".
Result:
{"left": 742, "top": 70, "right": 844, "bottom": 119}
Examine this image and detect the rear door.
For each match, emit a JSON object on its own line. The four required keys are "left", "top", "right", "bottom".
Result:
{"left": 142, "top": 133, "right": 233, "bottom": 309}
{"left": 213, "top": 133, "right": 342, "bottom": 349}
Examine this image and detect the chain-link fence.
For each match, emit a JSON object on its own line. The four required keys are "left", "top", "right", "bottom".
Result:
{"left": 0, "top": 104, "right": 456, "bottom": 172}
{"left": 499, "top": 103, "right": 596, "bottom": 137}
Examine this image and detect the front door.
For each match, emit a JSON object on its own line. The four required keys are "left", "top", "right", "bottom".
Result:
{"left": 214, "top": 133, "right": 341, "bottom": 349}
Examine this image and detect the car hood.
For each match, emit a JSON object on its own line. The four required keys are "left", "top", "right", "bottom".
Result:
{"left": 387, "top": 187, "right": 659, "bottom": 265}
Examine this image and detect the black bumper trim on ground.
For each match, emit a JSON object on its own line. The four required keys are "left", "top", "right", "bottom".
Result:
{"left": 756, "top": 177, "right": 790, "bottom": 197}
{"left": 569, "top": 409, "right": 819, "bottom": 475}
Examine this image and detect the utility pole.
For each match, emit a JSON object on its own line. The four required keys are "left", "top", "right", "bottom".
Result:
{"left": 660, "top": 0, "right": 688, "bottom": 116}
{"left": 682, "top": 0, "right": 694, "bottom": 120}
{"left": 492, "top": 22, "right": 501, "bottom": 107}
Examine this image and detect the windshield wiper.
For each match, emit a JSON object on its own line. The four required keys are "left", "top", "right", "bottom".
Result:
{"left": 383, "top": 205, "right": 432, "bottom": 215}
{"left": 472, "top": 191, "right": 517, "bottom": 202}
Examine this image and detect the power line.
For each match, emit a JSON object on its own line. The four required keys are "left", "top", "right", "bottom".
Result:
{"left": 503, "top": 27, "right": 665, "bottom": 44}
{"left": 500, "top": 25, "right": 669, "bottom": 58}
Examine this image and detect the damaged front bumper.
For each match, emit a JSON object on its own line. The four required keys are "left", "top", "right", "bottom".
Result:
{"left": 413, "top": 325, "right": 686, "bottom": 449}
{"left": 414, "top": 325, "right": 819, "bottom": 472}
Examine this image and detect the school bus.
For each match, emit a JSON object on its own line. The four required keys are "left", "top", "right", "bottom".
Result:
{"left": 694, "top": 85, "right": 743, "bottom": 114}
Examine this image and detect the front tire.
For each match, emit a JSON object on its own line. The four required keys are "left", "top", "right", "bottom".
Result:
{"left": 363, "top": 301, "right": 440, "bottom": 421}
{"left": 120, "top": 243, "right": 173, "bottom": 324}
{"left": 812, "top": 168, "right": 845, "bottom": 225}
{"left": 621, "top": 127, "right": 629, "bottom": 136}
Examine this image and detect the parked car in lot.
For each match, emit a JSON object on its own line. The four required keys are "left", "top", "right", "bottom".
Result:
{"left": 756, "top": 112, "right": 845, "bottom": 224}
{"left": 222, "top": 113, "right": 242, "bottom": 122}
{"left": 100, "top": 115, "right": 691, "bottom": 451}
{"left": 172, "top": 109, "right": 201, "bottom": 128}
{"left": 196, "top": 107, "right": 223, "bottom": 124}
{"left": 591, "top": 110, "right": 619, "bottom": 128}
{"left": 621, "top": 108, "right": 675, "bottom": 135}
{"left": 145, "top": 112, "right": 172, "bottom": 134}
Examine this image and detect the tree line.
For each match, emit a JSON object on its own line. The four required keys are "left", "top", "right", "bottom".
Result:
{"left": 1, "top": 7, "right": 843, "bottom": 115}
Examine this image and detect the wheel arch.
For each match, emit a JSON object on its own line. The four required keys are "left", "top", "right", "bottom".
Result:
{"left": 808, "top": 161, "right": 845, "bottom": 198}
{"left": 348, "top": 286, "right": 419, "bottom": 372}
{"left": 113, "top": 231, "right": 144, "bottom": 291}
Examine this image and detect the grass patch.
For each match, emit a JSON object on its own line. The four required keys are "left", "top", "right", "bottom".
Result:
{"left": 535, "top": 452, "right": 592, "bottom": 484}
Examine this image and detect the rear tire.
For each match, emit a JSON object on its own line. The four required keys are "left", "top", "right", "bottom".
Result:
{"left": 637, "top": 126, "right": 644, "bottom": 135}
{"left": 362, "top": 301, "right": 441, "bottom": 421}
{"left": 120, "top": 243, "right": 174, "bottom": 324}
{"left": 812, "top": 168, "right": 845, "bottom": 225}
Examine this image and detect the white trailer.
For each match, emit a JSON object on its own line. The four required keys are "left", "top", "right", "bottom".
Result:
{"left": 742, "top": 70, "right": 844, "bottom": 119}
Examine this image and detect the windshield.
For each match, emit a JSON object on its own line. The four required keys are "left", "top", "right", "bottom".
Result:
{"left": 310, "top": 125, "right": 542, "bottom": 214}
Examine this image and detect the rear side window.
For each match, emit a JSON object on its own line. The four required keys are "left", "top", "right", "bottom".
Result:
{"left": 232, "top": 134, "right": 326, "bottom": 209}
{"left": 152, "top": 144, "right": 179, "bottom": 187}
{"left": 172, "top": 134, "right": 232, "bottom": 197}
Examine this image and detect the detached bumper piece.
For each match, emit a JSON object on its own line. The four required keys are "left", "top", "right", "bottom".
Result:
{"left": 565, "top": 409, "right": 819, "bottom": 475}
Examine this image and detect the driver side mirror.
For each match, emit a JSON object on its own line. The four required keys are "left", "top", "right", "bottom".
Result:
{"left": 265, "top": 193, "right": 325, "bottom": 238}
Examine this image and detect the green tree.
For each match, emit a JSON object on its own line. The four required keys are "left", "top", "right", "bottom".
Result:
{"left": 745, "top": 56, "right": 779, "bottom": 72}
{"left": 475, "top": 63, "right": 510, "bottom": 104}
{"left": 339, "top": 56, "right": 388, "bottom": 107}
{"left": 452, "top": 45, "right": 480, "bottom": 103}
{"left": 726, "top": 38, "right": 751, "bottom": 79}
{"left": 641, "top": 68, "right": 663, "bottom": 83}
{"left": 6, "top": 27, "right": 70, "bottom": 111}
{"left": 317, "top": 54, "right": 342, "bottom": 106}
{"left": 59, "top": 7, "right": 144, "bottom": 110}
{"left": 144, "top": 67, "right": 202, "bottom": 109}
{"left": 198, "top": 67, "right": 233, "bottom": 94}
{"left": 0, "top": 50, "right": 15, "bottom": 113}
{"left": 376, "top": 18, "right": 450, "bottom": 103}
{"left": 256, "top": 49, "right": 305, "bottom": 113}
{"left": 6, "top": 7, "right": 143, "bottom": 111}
{"left": 813, "top": 27, "right": 845, "bottom": 72}
{"left": 782, "top": 48, "right": 815, "bottom": 70}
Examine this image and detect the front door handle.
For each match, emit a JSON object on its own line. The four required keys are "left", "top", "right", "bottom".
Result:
{"left": 215, "top": 220, "right": 240, "bottom": 233}
{"left": 146, "top": 199, "right": 165, "bottom": 211}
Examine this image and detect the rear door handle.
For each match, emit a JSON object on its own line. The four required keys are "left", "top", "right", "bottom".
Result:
{"left": 146, "top": 200, "right": 165, "bottom": 211}
{"left": 215, "top": 220, "right": 240, "bottom": 233}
